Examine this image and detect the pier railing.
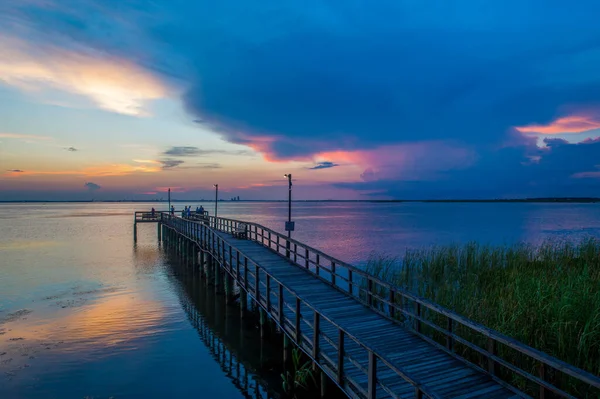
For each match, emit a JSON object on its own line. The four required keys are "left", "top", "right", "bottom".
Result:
{"left": 201, "top": 214, "right": 600, "bottom": 399}
{"left": 161, "top": 213, "right": 442, "bottom": 399}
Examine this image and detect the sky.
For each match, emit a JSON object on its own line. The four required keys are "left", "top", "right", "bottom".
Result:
{"left": 1, "top": 1, "right": 599, "bottom": 201}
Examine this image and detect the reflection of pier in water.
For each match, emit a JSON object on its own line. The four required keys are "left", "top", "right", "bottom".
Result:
{"left": 171, "top": 264, "right": 283, "bottom": 399}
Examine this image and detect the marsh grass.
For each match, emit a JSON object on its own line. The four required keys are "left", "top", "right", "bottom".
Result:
{"left": 364, "top": 239, "right": 600, "bottom": 397}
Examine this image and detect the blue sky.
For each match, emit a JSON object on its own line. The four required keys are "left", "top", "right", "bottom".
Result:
{"left": 1, "top": 1, "right": 599, "bottom": 200}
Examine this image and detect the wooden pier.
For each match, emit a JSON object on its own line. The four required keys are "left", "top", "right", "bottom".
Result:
{"left": 135, "top": 211, "right": 600, "bottom": 399}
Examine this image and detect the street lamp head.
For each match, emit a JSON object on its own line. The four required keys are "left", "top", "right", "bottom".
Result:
{"left": 214, "top": 184, "right": 218, "bottom": 188}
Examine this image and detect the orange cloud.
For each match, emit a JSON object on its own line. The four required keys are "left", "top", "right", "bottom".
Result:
{"left": 0, "top": 132, "right": 51, "bottom": 140}
{"left": 0, "top": 36, "right": 168, "bottom": 116}
{"left": 516, "top": 114, "right": 600, "bottom": 135}
{"left": 3, "top": 163, "right": 161, "bottom": 177}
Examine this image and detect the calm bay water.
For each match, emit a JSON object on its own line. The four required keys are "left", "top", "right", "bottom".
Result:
{"left": 1, "top": 202, "right": 598, "bottom": 398}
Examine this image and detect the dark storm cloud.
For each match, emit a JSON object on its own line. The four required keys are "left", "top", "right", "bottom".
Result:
{"left": 337, "top": 139, "right": 600, "bottom": 199}
{"left": 7, "top": 169, "right": 24, "bottom": 173}
{"left": 4, "top": 0, "right": 600, "bottom": 197}
{"left": 84, "top": 182, "right": 101, "bottom": 190}
{"left": 309, "top": 162, "right": 339, "bottom": 170}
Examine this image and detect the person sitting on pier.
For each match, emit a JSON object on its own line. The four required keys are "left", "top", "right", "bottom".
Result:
{"left": 151, "top": 207, "right": 155, "bottom": 217}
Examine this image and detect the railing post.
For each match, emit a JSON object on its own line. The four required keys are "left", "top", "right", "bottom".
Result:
{"left": 266, "top": 275, "right": 271, "bottom": 312}
{"left": 331, "top": 262, "right": 336, "bottom": 286}
{"left": 539, "top": 362, "right": 547, "bottom": 399}
{"left": 305, "top": 248, "right": 309, "bottom": 268}
{"left": 446, "top": 317, "right": 454, "bottom": 352}
{"left": 295, "top": 298, "right": 301, "bottom": 343}
{"left": 236, "top": 251, "right": 240, "bottom": 279}
{"left": 268, "top": 232, "right": 271, "bottom": 248}
{"left": 278, "top": 284, "right": 284, "bottom": 326}
{"left": 368, "top": 351, "right": 377, "bottom": 399}
{"left": 337, "top": 329, "right": 344, "bottom": 385}
{"left": 414, "top": 302, "right": 421, "bottom": 333}
{"left": 367, "top": 278, "right": 373, "bottom": 306}
{"left": 255, "top": 265, "right": 260, "bottom": 303}
{"left": 316, "top": 254, "right": 320, "bottom": 276}
{"left": 313, "top": 312, "right": 320, "bottom": 364}
{"left": 348, "top": 270, "right": 353, "bottom": 295}
{"left": 244, "top": 258, "right": 248, "bottom": 290}
{"left": 293, "top": 243, "right": 297, "bottom": 263}
{"left": 389, "top": 290, "right": 395, "bottom": 318}
{"left": 487, "top": 337, "right": 497, "bottom": 375}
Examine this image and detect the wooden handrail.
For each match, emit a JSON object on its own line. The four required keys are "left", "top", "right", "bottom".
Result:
{"left": 160, "top": 213, "right": 443, "bottom": 399}
{"left": 197, "top": 213, "right": 600, "bottom": 397}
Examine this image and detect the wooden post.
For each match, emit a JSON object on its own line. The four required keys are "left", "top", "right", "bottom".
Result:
{"left": 313, "top": 312, "right": 320, "bottom": 370}
{"left": 539, "top": 362, "right": 547, "bottom": 399}
{"left": 295, "top": 298, "right": 301, "bottom": 343}
{"left": 389, "top": 290, "right": 395, "bottom": 318}
{"left": 487, "top": 337, "right": 498, "bottom": 375}
{"left": 283, "top": 334, "right": 291, "bottom": 367}
{"left": 243, "top": 258, "right": 248, "bottom": 290}
{"left": 278, "top": 283, "right": 284, "bottom": 326}
{"left": 316, "top": 254, "right": 320, "bottom": 276}
{"left": 225, "top": 273, "right": 234, "bottom": 304}
{"left": 367, "top": 278, "right": 373, "bottom": 306}
{"left": 348, "top": 270, "right": 353, "bottom": 295}
{"left": 368, "top": 351, "right": 377, "bottom": 399}
{"left": 157, "top": 222, "right": 161, "bottom": 241}
{"left": 320, "top": 371, "right": 327, "bottom": 398}
{"left": 337, "top": 329, "right": 344, "bottom": 385}
{"left": 414, "top": 302, "right": 422, "bottom": 333}
{"left": 266, "top": 275, "right": 271, "bottom": 313}
{"left": 446, "top": 317, "right": 453, "bottom": 352}
{"left": 133, "top": 223, "right": 137, "bottom": 242}
{"left": 240, "top": 288, "right": 247, "bottom": 319}
{"left": 259, "top": 308, "right": 266, "bottom": 339}
{"left": 331, "top": 262, "right": 336, "bottom": 286}
{"left": 305, "top": 248, "right": 309, "bottom": 268}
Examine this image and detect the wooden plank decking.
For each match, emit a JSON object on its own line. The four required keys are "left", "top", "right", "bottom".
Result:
{"left": 212, "top": 230, "right": 516, "bottom": 399}
{"left": 153, "top": 213, "right": 600, "bottom": 399}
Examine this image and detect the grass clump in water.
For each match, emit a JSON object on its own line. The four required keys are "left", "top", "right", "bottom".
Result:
{"left": 365, "top": 239, "right": 600, "bottom": 397}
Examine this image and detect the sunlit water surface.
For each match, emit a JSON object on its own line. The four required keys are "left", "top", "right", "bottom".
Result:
{"left": 1, "top": 202, "right": 598, "bottom": 398}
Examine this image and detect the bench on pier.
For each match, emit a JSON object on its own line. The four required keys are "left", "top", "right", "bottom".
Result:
{"left": 232, "top": 223, "right": 248, "bottom": 239}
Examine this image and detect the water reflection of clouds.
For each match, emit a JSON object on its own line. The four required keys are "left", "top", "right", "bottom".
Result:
{"left": 0, "top": 240, "right": 62, "bottom": 251}
{"left": 0, "top": 290, "right": 170, "bottom": 382}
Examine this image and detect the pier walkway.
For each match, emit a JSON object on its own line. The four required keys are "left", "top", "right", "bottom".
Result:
{"left": 135, "top": 211, "right": 600, "bottom": 399}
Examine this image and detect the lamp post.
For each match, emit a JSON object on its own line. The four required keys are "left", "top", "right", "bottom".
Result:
{"left": 214, "top": 184, "right": 218, "bottom": 227}
{"left": 168, "top": 188, "right": 171, "bottom": 213}
{"left": 284, "top": 174, "right": 293, "bottom": 258}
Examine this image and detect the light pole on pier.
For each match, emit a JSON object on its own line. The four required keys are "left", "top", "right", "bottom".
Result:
{"left": 214, "top": 184, "right": 219, "bottom": 224}
{"left": 284, "top": 174, "right": 294, "bottom": 258}
{"left": 168, "top": 188, "right": 171, "bottom": 212}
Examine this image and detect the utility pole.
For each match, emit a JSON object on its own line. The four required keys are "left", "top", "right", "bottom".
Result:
{"left": 284, "top": 174, "right": 294, "bottom": 258}
{"left": 214, "top": 184, "right": 219, "bottom": 225}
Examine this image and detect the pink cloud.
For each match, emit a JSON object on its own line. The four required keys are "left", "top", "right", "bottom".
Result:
{"left": 515, "top": 112, "right": 600, "bottom": 135}
{"left": 315, "top": 142, "right": 476, "bottom": 182}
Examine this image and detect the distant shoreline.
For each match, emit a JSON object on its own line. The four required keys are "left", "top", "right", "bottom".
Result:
{"left": 1, "top": 198, "right": 599, "bottom": 204}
